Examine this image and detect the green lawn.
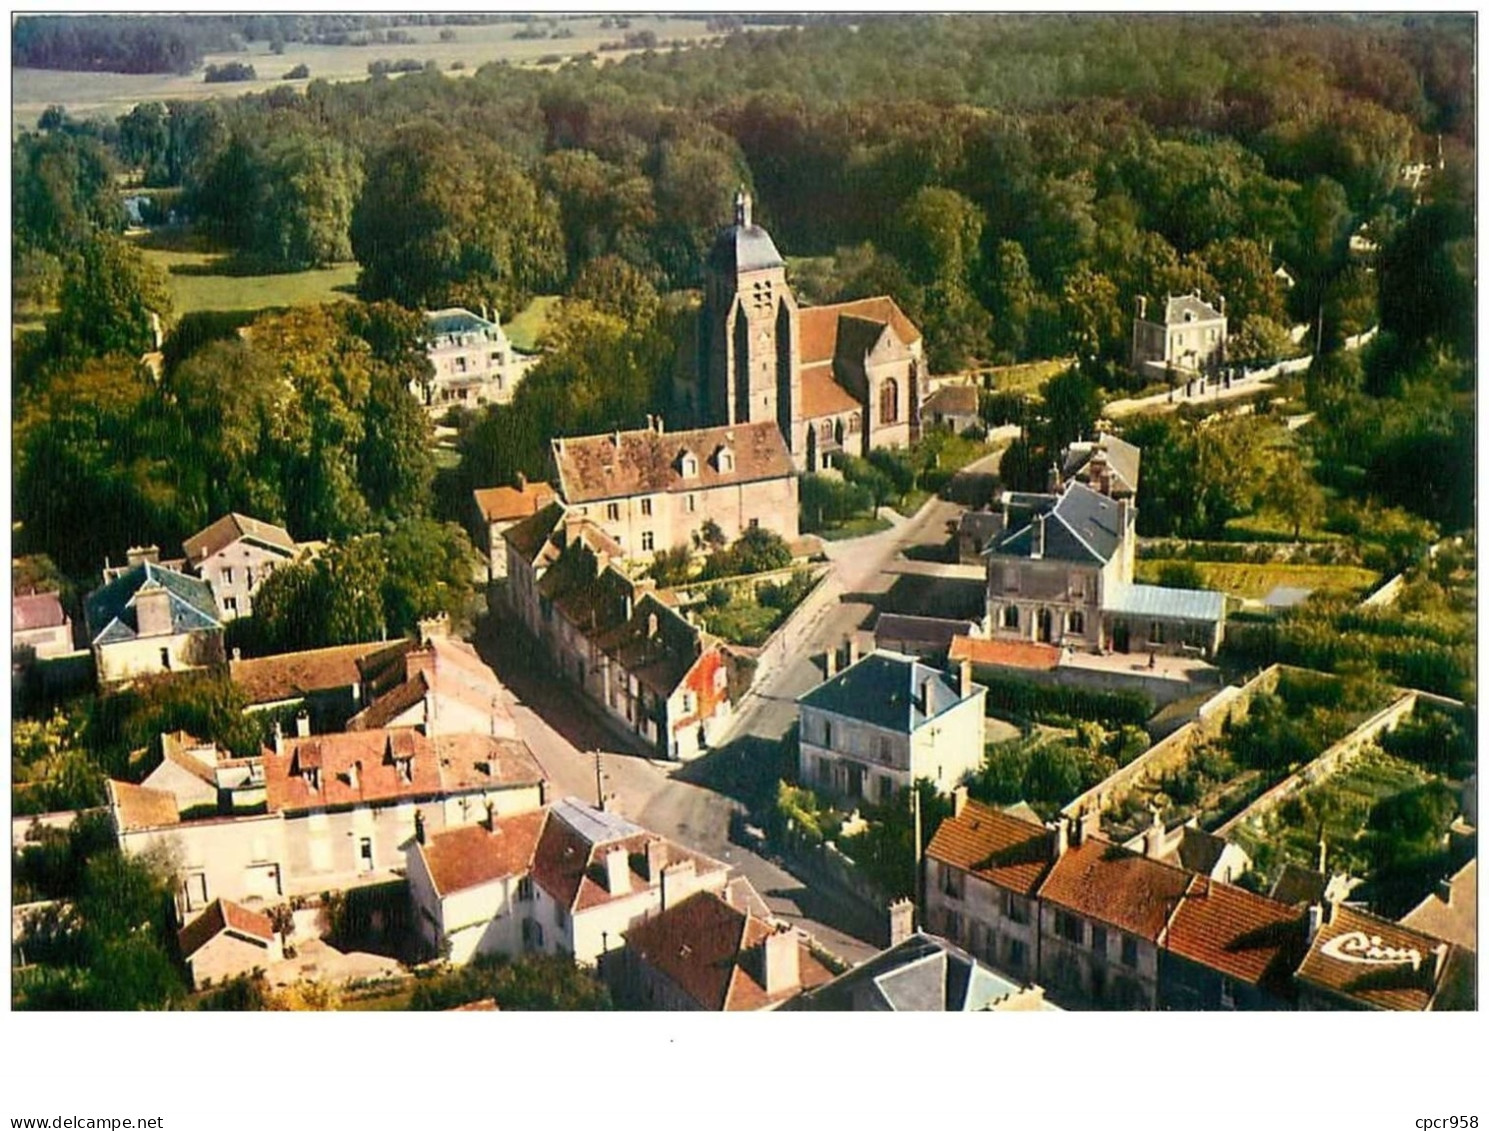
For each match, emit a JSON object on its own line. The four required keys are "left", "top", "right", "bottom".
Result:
{"left": 817, "top": 515, "right": 893, "bottom": 541}
{"left": 1225, "top": 507, "right": 1343, "bottom": 543}
{"left": 893, "top": 489, "right": 931, "bottom": 517}
{"left": 1135, "top": 559, "right": 1380, "bottom": 600}
{"left": 985, "top": 357, "right": 1075, "bottom": 396}
{"left": 504, "top": 294, "right": 560, "bottom": 351}
{"left": 137, "top": 240, "right": 359, "bottom": 317}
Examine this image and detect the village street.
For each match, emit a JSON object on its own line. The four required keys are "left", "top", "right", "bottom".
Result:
{"left": 472, "top": 448, "right": 1007, "bottom": 965}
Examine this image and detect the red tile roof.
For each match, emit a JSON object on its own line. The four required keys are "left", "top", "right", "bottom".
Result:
{"left": 622, "top": 890, "right": 834, "bottom": 1011}
{"left": 264, "top": 730, "right": 443, "bottom": 812}
{"left": 798, "top": 296, "right": 921, "bottom": 365}
{"left": 473, "top": 481, "right": 557, "bottom": 524}
{"left": 433, "top": 735, "right": 547, "bottom": 792}
{"left": 552, "top": 420, "right": 793, "bottom": 505}
{"left": 230, "top": 640, "right": 395, "bottom": 705}
{"left": 926, "top": 799, "right": 1055, "bottom": 897}
{"left": 1038, "top": 837, "right": 1192, "bottom": 941}
{"left": 949, "top": 635, "right": 1062, "bottom": 671}
{"left": 800, "top": 367, "right": 861, "bottom": 419}
{"left": 417, "top": 810, "right": 548, "bottom": 897}
{"left": 109, "top": 780, "right": 181, "bottom": 831}
{"left": 183, "top": 512, "right": 295, "bottom": 565}
{"left": 178, "top": 898, "right": 276, "bottom": 958}
{"left": 1164, "top": 876, "right": 1306, "bottom": 990}
{"left": 1296, "top": 904, "right": 1459, "bottom": 1011}
{"left": 13, "top": 592, "right": 69, "bottom": 632}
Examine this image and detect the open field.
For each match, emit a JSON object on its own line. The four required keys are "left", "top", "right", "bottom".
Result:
{"left": 984, "top": 357, "right": 1075, "bottom": 395}
{"left": 1135, "top": 559, "right": 1380, "bottom": 600}
{"left": 14, "top": 16, "right": 777, "bottom": 130}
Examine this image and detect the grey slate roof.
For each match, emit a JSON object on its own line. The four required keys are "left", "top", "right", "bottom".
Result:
{"left": 805, "top": 933, "right": 1027, "bottom": 1011}
{"left": 86, "top": 561, "right": 222, "bottom": 645}
{"left": 552, "top": 796, "right": 645, "bottom": 848}
{"left": 1163, "top": 293, "right": 1224, "bottom": 325}
{"left": 798, "top": 650, "right": 968, "bottom": 734}
{"left": 1062, "top": 432, "right": 1142, "bottom": 495}
{"left": 708, "top": 222, "right": 785, "bottom": 273}
{"left": 873, "top": 614, "right": 979, "bottom": 655}
{"left": 425, "top": 307, "right": 500, "bottom": 340}
{"left": 1104, "top": 582, "right": 1225, "bottom": 623}
{"left": 992, "top": 482, "right": 1124, "bottom": 565}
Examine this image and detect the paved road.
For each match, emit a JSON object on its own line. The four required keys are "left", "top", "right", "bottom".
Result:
{"left": 470, "top": 448, "right": 1005, "bottom": 968}
{"left": 473, "top": 614, "right": 882, "bottom": 964}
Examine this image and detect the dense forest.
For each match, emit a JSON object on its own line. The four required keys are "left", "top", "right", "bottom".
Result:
{"left": 11, "top": 14, "right": 1476, "bottom": 593}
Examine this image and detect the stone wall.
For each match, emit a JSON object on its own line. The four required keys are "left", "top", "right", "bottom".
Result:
{"left": 1061, "top": 665, "right": 1283, "bottom": 818}
{"left": 1214, "top": 691, "right": 1420, "bottom": 838}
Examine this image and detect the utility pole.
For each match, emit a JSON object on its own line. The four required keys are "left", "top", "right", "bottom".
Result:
{"left": 593, "top": 749, "right": 604, "bottom": 810}
{"left": 911, "top": 784, "right": 924, "bottom": 929}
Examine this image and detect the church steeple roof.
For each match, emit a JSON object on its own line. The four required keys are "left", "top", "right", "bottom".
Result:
{"left": 709, "top": 188, "right": 784, "bottom": 273}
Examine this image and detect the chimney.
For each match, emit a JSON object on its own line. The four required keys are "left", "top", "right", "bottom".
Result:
{"left": 1136, "top": 295, "right": 1148, "bottom": 321}
{"left": 1049, "top": 817, "right": 1070, "bottom": 858}
{"left": 1047, "top": 461, "right": 1062, "bottom": 493}
{"left": 653, "top": 415, "right": 664, "bottom": 435}
{"left": 824, "top": 647, "right": 838, "bottom": 679}
{"left": 516, "top": 471, "right": 527, "bottom": 491}
{"left": 149, "top": 310, "right": 163, "bottom": 351}
{"left": 1316, "top": 835, "right": 1328, "bottom": 875}
{"left": 958, "top": 656, "right": 973, "bottom": 699}
{"left": 1075, "top": 808, "right": 1100, "bottom": 846}
{"left": 1218, "top": 294, "right": 1227, "bottom": 318}
{"left": 133, "top": 583, "right": 174, "bottom": 638}
{"left": 1436, "top": 876, "right": 1455, "bottom": 906}
{"left": 611, "top": 429, "right": 622, "bottom": 448}
{"left": 951, "top": 784, "right": 969, "bottom": 818}
{"left": 295, "top": 712, "right": 311, "bottom": 738}
{"left": 660, "top": 859, "right": 697, "bottom": 910}
{"left": 272, "top": 721, "right": 284, "bottom": 757}
{"left": 645, "top": 838, "right": 668, "bottom": 883}
{"left": 232, "top": 647, "right": 243, "bottom": 662}
{"left": 763, "top": 926, "right": 800, "bottom": 996}
{"left": 126, "top": 545, "right": 161, "bottom": 567}
{"left": 1142, "top": 808, "right": 1164, "bottom": 859}
{"left": 887, "top": 897, "right": 915, "bottom": 947}
{"left": 1306, "top": 903, "right": 1324, "bottom": 944}
{"left": 846, "top": 636, "right": 860, "bottom": 667}
{"left": 414, "top": 808, "right": 426, "bottom": 845}
{"left": 604, "top": 846, "right": 630, "bottom": 896}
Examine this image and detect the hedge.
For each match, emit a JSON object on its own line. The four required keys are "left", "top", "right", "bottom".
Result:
{"left": 979, "top": 674, "right": 1153, "bottom": 726}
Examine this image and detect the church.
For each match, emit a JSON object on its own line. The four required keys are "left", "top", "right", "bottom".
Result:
{"left": 691, "top": 191, "right": 926, "bottom": 472}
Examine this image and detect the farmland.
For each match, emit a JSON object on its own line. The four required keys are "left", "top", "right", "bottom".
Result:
{"left": 13, "top": 16, "right": 779, "bottom": 130}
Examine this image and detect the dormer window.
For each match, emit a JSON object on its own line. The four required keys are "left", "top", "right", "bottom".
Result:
{"left": 679, "top": 451, "right": 699, "bottom": 478}
{"left": 396, "top": 756, "right": 413, "bottom": 784}
{"left": 714, "top": 446, "right": 735, "bottom": 473}
{"left": 304, "top": 767, "right": 320, "bottom": 792}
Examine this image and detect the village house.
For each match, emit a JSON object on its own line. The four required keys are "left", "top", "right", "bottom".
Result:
{"left": 182, "top": 512, "right": 298, "bottom": 621}
{"left": 1131, "top": 291, "right": 1228, "bottom": 381}
{"left": 108, "top": 726, "right": 547, "bottom": 913}
{"left": 692, "top": 191, "right": 925, "bottom": 472}
{"left": 920, "top": 382, "right": 981, "bottom": 434}
{"left": 140, "top": 730, "right": 265, "bottom": 818}
{"left": 348, "top": 628, "right": 519, "bottom": 740}
{"left": 85, "top": 559, "right": 225, "bottom": 685}
{"left": 1034, "top": 813, "right": 1193, "bottom": 1010}
{"left": 981, "top": 477, "right": 1225, "bottom": 657}
{"left": 796, "top": 650, "right": 987, "bottom": 803}
{"left": 1059, "top": 433, "right": 1141, "bottom": 500}
{"left": 798, "top": 901, "right": 1055, "bottom": 1011}
{"left": 1294, "top": 902, "right": 1474, "bottom": 1011}
{"left": 1121, "top": 810, "right": 1252, "bottom": 884}
{"left": 405, "top": 797, "right": 730, "bottom": 966}
{"left": 471, "top": 475, "right": 557, "bottom": 580}
{"left": 549, "top": 416, "right": 799, "bottom": 560}
{"left": 608, "top": 886, "right": 833, "bottom": 1011}
{"left": 504, "top": 505, "right": 734, "bottom": 760}
{"left": 419, "top": 306, "right": 537, "bottom": 414}
{"left": 12, "top": 591, "right": 75, "bottom": 664}
{"left": 1158, "top": 876, "right": 1307, "bottom": 1010}
{"left": 229, "top": 639, "right": 404, "bottom": 732}
{"left": 178, "top": 898, "right": 283, "bottom": 989}
{"left": 924, "top": 792, "right": 1057, "bottom": 983}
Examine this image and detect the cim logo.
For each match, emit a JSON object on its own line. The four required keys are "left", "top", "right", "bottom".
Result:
{"left": 1319, "top": 930, "right": 1424, "bottom": 970}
